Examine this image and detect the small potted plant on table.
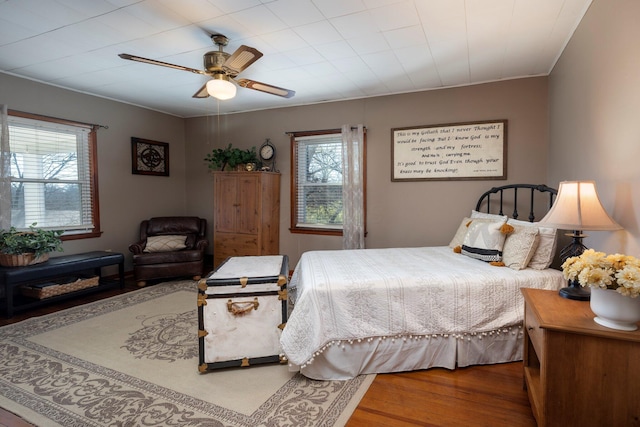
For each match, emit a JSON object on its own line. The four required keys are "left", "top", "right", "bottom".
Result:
{"left": 0, "top": 223, "right": 63, "bottom": 267}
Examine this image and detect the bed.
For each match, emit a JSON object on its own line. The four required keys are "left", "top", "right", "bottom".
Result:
{"left": 280, "top": 184, "right": 566, "bottom": 380}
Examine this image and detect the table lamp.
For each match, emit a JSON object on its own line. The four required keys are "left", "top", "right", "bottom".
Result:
{"left": 538, "top": 181, "right": 622, "bottom": 301}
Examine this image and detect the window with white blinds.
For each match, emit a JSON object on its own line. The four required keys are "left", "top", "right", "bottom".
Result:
{"left": 291, "top": 131, "right": 344, "bottom": 233}
{"left": 7, "top": 112, "right": 99, "bottom": 236}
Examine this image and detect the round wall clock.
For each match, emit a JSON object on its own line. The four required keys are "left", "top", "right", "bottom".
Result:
{"left": 259, "top": 139, "right": 275, "bottom": 162}
{"left": 259, "top": 139, "right": 277, "bottom": 171}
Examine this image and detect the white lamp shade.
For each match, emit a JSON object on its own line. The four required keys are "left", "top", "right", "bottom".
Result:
{"left": 538, "top": 181, "right": 622, "bottom": 231}
{"left": 206, "top": 78, "right": 237, "bottom": 100}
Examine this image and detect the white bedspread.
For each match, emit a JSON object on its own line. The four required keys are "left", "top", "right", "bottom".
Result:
{"left": 281, "top": 246, "right": 565, "bottom": 368}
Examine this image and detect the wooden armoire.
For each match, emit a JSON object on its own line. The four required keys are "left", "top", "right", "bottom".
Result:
{"left": 212, "top": 171, "right": 280, "bottom": 267}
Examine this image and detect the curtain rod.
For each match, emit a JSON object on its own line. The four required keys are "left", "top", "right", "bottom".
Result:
{"left": 8, "top": 109, "right": 109, "bottom": 130}
{"left": 285, "top": 126, "right": 367, "bottom": 136}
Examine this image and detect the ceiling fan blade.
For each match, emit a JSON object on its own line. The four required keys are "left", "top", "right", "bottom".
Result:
{"left": 223, "top": 45, "right": 263, "bottom": 76}
{"left": 236, "top": 78, "right": 295, "bottom": 98}
{"left": 192, "top": 83, "right": 209, "bottom": 98}
{"left": 118, "top": 53, "right": 206, "bottom": 75}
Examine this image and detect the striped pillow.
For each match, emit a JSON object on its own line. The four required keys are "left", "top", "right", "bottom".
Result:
{"left": 461, "top": 220, "right": 508, "bottom": 262}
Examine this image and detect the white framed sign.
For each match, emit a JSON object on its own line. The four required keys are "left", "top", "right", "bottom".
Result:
{"left": 391, "top": 120, "right": 507, "bottom": 181}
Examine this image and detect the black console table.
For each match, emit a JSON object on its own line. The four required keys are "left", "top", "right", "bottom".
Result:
{"left": 0, "top": 251, "right": 125, "bottom": 318}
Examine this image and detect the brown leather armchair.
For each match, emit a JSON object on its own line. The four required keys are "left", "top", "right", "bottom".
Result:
{"left": 129, "top": 216, "right": 208, "bottom": 287}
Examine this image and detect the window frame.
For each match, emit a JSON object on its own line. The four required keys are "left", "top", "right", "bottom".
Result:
{"left": 7, "top": 110, "right": 102, "bottom": 241}
{"left": 289, "top": 128, "right": 367, "bottom": 236}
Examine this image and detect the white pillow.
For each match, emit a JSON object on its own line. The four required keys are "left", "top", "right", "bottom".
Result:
{"left": 507, "top": 219, "right": 557, "bottom": 269}
{"left": 471, "top": 210, "right": 509, "bottom": 223}
{"left": 502, "top": 225, "right": 540, "bottom": 270}
{"left": 449, "top": 217, "right": 472, "bottom": 248}
{"left": 449, "top": 217, "right": 503, "bottom": 249}
{"left": 144, "top": 235, "right": 187, "bottom": 253}
{"left": 461, "top": 220, "right": 508, "bottom": 262}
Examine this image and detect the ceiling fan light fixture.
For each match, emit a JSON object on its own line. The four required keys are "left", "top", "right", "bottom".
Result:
{"left": 206, "top": 75, "right": 236, "bottom": 100}
{"left": 118, "top": 33, "right": 294, "bottom": 100}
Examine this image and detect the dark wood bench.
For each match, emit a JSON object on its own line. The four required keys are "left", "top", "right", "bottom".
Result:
{"left": 0, "top": 251, "right": 125, "bottom": 318}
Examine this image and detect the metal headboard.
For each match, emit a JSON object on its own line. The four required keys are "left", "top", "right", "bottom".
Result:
{"left": 475, "top": 184, "right": 557, "bottom": 222}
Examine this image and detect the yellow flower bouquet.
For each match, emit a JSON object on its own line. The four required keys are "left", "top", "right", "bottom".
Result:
{"left": 562, "top": 249, "right": 640, "bottom": 298}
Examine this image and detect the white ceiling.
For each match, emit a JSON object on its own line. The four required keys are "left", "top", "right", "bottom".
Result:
{"left": 0, "top": 0, "right": 592, "bottom": 118}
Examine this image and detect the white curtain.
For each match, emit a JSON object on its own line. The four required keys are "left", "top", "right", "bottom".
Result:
{"left": 341, "top": 124, "right": 365, "bottom": 249}
{"left": 0, "top": 104, "right": 10, "bottom": 230}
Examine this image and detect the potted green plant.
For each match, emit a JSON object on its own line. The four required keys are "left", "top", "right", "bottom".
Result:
{"left": 232, "top": 146, "right": 258, "bottom": 170}
{"left": 204, "top": 144, "right": 258, "bottom": 171}
{"left": 0, "top": 223, "right": 64, "bottom": 267}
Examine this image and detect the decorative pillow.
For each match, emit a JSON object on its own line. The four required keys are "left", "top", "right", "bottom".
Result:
{"left": 144, "top": 235, "right": 187, "bottom": 253}
{"left": 449, "top": 217, "right": 506, "bottom": 249}
{"left": 449, "top": 217, "right": 473, "bottom": 248}
{"left": 502, "top": 225, "right": 540, "bottom": 270}
{"left": 471, "top": 210, "right": 509, "bottom": 223}
{"left": 461, "top": 220, "right": 509, "bottom": 262}
{"left": 507, "top": 219, "right": 558, "bottom": 269}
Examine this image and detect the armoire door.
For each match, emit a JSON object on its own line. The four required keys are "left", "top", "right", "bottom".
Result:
{"left": 236, "top": 174, "right": 260, "bottom": 234}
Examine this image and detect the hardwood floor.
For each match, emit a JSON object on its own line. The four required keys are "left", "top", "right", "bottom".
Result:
{"left": 347, "top": 363, "right": 536, "bottom": 426}
{"left": 0, "top": 277, "right": 536, "bottom": 427}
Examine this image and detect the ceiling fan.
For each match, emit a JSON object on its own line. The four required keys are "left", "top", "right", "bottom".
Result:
{"left": 118, "top": 34, "right": 295, "bottom": 100}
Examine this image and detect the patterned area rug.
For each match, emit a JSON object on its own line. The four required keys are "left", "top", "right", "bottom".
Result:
{"left": 0, "top": 280, "right": 374, "bottom": 427}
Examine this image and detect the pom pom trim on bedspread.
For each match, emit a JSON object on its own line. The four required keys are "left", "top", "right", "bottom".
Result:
{"left": 294, "top": 325, "right": 524, "bottom": 369}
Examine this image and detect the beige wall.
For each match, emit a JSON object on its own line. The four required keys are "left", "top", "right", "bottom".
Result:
{"left": 186, "top": 77, "right": 551, "bottom": 267}
{"left": 548, "top": 0, "right": 640, "bottom": 256}
{"left": 0, "top": 73, "right": 186, "bottom": 272}
{"left": 1, "top": 69, "right": 553, "bottom": 272}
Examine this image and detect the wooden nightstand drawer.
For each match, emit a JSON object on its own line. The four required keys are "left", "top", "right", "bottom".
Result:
{"left": 525, "top": 304, "right": 544, "bottom": 360}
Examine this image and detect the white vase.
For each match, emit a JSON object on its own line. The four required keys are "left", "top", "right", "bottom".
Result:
{"left": 590, "top": 287, "right": 640, "bottom": 331}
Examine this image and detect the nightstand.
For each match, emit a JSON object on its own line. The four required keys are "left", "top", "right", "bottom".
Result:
{"left": 521, "top": 288, "right": 640, "bottom": 427}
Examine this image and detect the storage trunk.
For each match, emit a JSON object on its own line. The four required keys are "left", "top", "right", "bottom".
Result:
{"left": 197, "top": 255, "right": 288, "bottom": 372}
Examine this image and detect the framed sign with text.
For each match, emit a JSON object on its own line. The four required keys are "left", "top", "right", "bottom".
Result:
{"left": 131, "top": 137, "right": 170, "bottom": 176}
{"left": 391, "top": 120, "right": 507, "bottom": 181}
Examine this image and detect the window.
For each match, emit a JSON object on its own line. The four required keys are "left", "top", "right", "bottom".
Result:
{"left": 6, "top": 111, "right": 100, "bottom": 239}
{"left": 290, "top": 129, "right": 366, "bottom": 235}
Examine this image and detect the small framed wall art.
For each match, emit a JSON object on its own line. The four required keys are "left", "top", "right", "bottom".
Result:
{"left": 131, "top": 137, "right": 170, "bottom": 176}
